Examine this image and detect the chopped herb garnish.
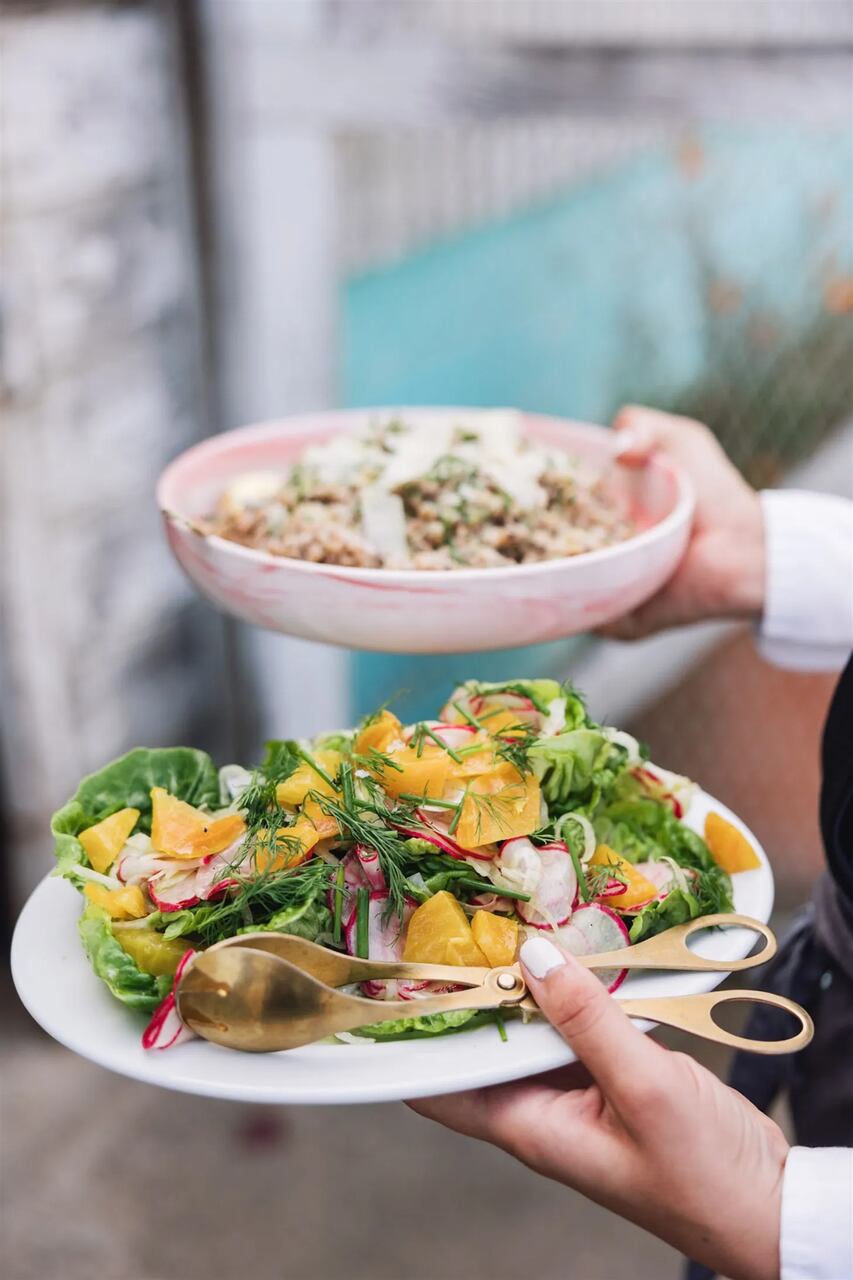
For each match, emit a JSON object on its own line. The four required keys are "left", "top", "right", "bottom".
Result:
{"left": 297, "top": 748, "right": 338, "bottom": 791}
{"left": 447, "top": 789, "right": 467, "bottom": 837}
{"left": 455, "top": 877, "right": 530, "bottom": 902}
{"left": 422, "top": 725, "right": 463, "bottom": 763}
{"left": 399, "top": 794, "right": 457, "bottom": 809}
{"left": 333, "top": 863, "right": 345, "bottom": 944}
{"left": 339, "top": 760, "right": 355, "bottom": 811}
{"left": 452, "top": 700, "right": 484, "bottom": 730}
{"left": 356, "top": 887, "right": 369, "bottom": 958}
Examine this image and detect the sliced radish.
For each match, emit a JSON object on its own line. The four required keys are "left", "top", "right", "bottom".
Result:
{"left": 467, "top": 892, "right": 513, "bottom": 913}
{"left": 495, "top": 836, "right": 543, "bottom": 898}
{"left": 367, "top": 891, "right": 414, "bottom": 960}
{"left": 636, "top": 860, "right": 677, "bottom": 895}
{"left": 148, "top": 870, "right": 200, "bottom": 912}
{"left": 117, "top": 848, "right": 190, "bottom": 885}
{"left": 595, "top": 877, "right": 629, "bottom": 900}
{"left": 517, "top": 843, "right": 577, "bottom": 930}
{"left": 142, "top": 950, "right": 198, "bottom": 1050}
{"left": 397, "top": 806, "right": 498, "bottom": 862}
{"left": 355, "top": 844, "right": 386, "bottom": 892}
{"left": 357, "top": 891, "right": 416, "bottom": 1000}
{"left": 560, "top": 903, "right": 629, "bottom": 993}
{"left": 403, "top": 721, "right": 478, "bottom": 751}
{"left": 632, "top": 766, "right": 685, "bottom": 818}
{"left": 471, "top": 691, "right": 539, "bottom": 722}
{"left": 194, "top": 853, "right": 240, "bottom": 902}
{"left": 441, "top": 688, "right": 543, "bottom": 731}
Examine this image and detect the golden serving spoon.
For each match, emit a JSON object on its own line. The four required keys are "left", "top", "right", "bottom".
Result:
{"left": 175, "top": 931, "right": 811, "bottom": 1057}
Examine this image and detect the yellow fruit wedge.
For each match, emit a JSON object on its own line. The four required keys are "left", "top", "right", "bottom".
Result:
{"left": 471, "top": 911, "right": 519, "bottom": 967}
{"left": 78, "top": 807, "right": 140, "bottom": 874}
{"left": 254, "top": 818, "right": 322, "bottom": 873}
{"left": 275, "top": 751, "right": 342, "bottom": 807}
{"left": 354, "top": 710, "right": 405, "bottom": 756}
{"left": 115, "top": 928, "right": 193, "bottom": 977}
{"left": 704, "top": 812, "right": 761, "bottom": 873}
{"left": 150, "top": 788, "right": 245, "bottom": 859}
{"left": 84, "top": 883, "right": 148, "bottom": 920}
{"left": 300, "top": 794, "right": 339, "bottom": 839}
{"left": 454, "top": 764, "right": 541, "bottom": 850}
{"left": 377, "top": 748, "right": 451, "bottom": 801}
{"left": 403, "top": 890, "right": 488, "bottom": 967}
{"left": 589, "top": 844, "right": 660, "bottom": 911}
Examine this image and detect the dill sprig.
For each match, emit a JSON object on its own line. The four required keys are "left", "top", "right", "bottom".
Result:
{"left": 184, "top": 858, "right": 333, "bottom": 945}
{"left": 464, "top": 785, "right": 529, "bottom": 843}
{"left": 310, "top": 788, "right": 411, "bottom": 920}
{"left": 493, "top": 723, "right": 536, "bottom": 776}
{"left": 353, "top": 748, "right": 404, "bottom": 774}
{"left": 585, "top": 861, "right": 628, "bottom": 900}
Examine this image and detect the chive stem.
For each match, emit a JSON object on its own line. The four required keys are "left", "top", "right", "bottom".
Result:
{"left": 423, "top": 725, "right": 463, "bottom": 763}
{"left": 339, "top": 761, "right": 355, "bottom": 811}
{"left": 456, "top": 878, "right": 531, "bottom": 902}
{"left": 447, "top": 789, "right": 466, "bottom": 836}
{"left": 494, "top": 1011, "right": 508, "bottom": 1043}
{"left": 355, "top": 887, "right": 369, "bottom": 958}
{"left": 298, "top": 749, "right": 337, "bottom": 790}
{"left": 452, "top": 700, "right": 484, "bottom": 730}
{"left": 332, "top": 864, "right": 345, "bottom": 943}
{"left": 566, "top": 842, "right": 591, "bottom": 902}
{"left": 399, "top": 794, "right": 457, "bottom": 809}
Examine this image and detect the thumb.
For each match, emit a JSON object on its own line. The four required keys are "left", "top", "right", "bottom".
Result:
{"left": 519, "top": 935, "right": 664, "bottom": 1106}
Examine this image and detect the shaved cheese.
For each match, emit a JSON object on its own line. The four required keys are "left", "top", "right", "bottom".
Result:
{"left": 360, "top": 487, "right": 409, "bottom": 558}
{"left": 220, "top": 470, "right": 282, "bottom": 513}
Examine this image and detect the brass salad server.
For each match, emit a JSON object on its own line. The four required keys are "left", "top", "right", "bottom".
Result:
{"left": 175, "top": 913, "right": 813, "bottom": 1055}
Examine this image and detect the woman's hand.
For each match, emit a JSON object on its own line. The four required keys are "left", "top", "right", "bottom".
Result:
{"left": 409, "top": 937, "right": 789, "bottom": 1280}
{"left": 602, "top": 405, "right": 766, "bottom": 639}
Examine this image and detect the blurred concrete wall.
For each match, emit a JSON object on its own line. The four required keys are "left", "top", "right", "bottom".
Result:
{"left": 0, "top": 1, "right": 232, "bottom": 911}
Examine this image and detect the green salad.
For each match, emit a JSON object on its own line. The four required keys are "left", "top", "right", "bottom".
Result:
{"left": 52, "top": 677, "right": 741, "bottom": 1049}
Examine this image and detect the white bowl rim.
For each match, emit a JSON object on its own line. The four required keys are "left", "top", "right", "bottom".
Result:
{"left": 157, "top": 407, "right": 695, "bottom": 585}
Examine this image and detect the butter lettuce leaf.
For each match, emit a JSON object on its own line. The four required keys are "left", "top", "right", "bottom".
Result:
{"left": 236, "top": 898, "right": 332, "bottom": 941}
{"left": 78, "top": 906, "right": 171, "bottom": 1013}
{"left": 52, "top": 746, "right": 221, "bottom": 877}
{"left": 627, "top": 887, "right": 703, "bottom": 943}
{"left": 353, "top": 1008, "right": 487, "bottom": 1040}
{"left": 529, "top": 729, "right": 629, "bottom": 810}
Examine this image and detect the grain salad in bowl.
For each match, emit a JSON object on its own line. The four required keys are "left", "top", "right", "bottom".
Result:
{"left": 206, "top": 411, "right": 635, "bottom": 570}
{"left": 157, "top": 407, "right": 693, "bottom": 651}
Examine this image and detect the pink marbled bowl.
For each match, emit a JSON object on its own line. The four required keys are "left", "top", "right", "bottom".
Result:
{"left": 156, "top": 408, "right": 693, "bottom": 653}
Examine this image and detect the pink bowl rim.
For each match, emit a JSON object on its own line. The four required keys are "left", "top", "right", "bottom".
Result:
{"left": 156, "top": 408, "right": 695, "bottom": 585}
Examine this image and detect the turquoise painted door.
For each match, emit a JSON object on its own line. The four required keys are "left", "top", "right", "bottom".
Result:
{"left": 342, "top": 128, "right": 851, "bottom": 720}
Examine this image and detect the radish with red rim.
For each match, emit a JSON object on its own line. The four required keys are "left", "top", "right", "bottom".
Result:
{"left": 142, "top": 950, "right": 198, "bottom": 1050}
{"left": 549, "top": 903, "right": 629, "bottom": 993}
{"left": 403, "top": 721, "right": 478, "bottom": 751}
{"left": 148, "top": 871, "right": 201, "bottom": 912}
{"left": 355, "top": 844, "right": 386, "bottom": 892}
{"left": 353, "top": 891, "right": 416, "bottom": 1000}
{"left": 516, "top": 841, "right": 578, "bottom": 930}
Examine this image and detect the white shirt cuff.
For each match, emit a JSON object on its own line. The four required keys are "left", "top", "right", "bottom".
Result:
{"left": 781, "top": 1146, "right": 853, "bottom": 1280}
{"left": 757, "top": 490, "right": 853, "bottom": 672}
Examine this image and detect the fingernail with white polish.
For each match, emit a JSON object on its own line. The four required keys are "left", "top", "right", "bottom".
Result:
{"left": 520, "top": 937, "right": 567, "bottom": 980}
